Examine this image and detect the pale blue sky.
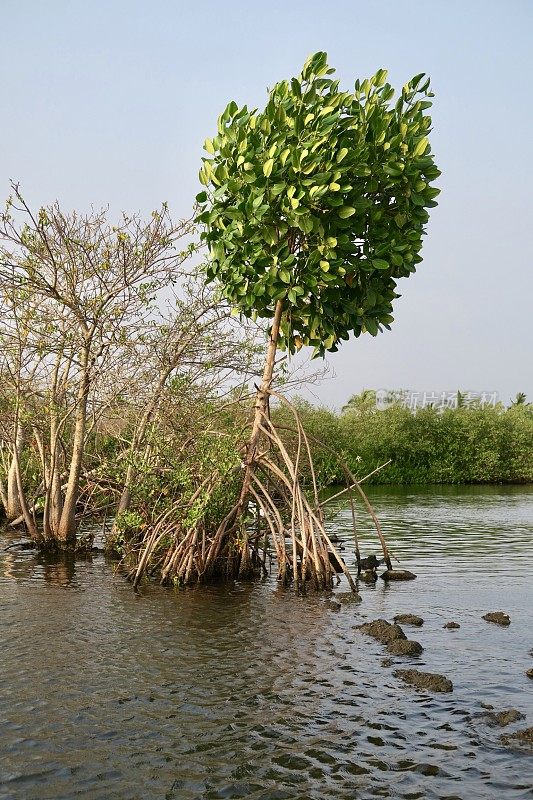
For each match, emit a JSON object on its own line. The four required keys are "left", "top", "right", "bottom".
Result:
{"left": 1, "top": 0, "right": 532, "bottom": 407}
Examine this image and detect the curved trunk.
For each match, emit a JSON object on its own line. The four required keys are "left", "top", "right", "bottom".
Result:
{"left": 12, "top": 441, "right": 39, "bottom": 541}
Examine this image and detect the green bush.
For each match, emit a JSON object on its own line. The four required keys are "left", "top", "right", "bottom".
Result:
{"left": 277, "top": 399, "right": 533, "bottom": 486}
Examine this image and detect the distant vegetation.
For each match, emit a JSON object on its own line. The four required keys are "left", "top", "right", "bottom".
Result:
{"left": 273, "top": 392, "right": 533, "bottom": 487}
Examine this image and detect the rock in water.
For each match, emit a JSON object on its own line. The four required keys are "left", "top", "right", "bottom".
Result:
{"left": 394, "top": 668, "right": 453, "bottom": 693}
{"left": 394, "top": 614, "right": 424, "bottom": 626}
{"left": 500, "top": 727, "right": 533, "bottom": 752}
{"left": 484, "top": 709, "right": 526, "bottom": 727}
{"left": 356, "top": 619, "right": 406, "bottom": 644}
{"left": 526, "top": 668, "right": 533, "bottom": 680}
{"left": 380, "top": 569, "right": 417, "bottom": 581}
{"left": 335, "top": 591, "right": 362, "bottom": 605}
{"left": 482, "top": 611, "right": 511, "bottom": 626}
{"left": 443, "top": 621, "right": 460, "bottom": 629}
{"left": 387, "top": 639, "right": 424, "bottom": 656}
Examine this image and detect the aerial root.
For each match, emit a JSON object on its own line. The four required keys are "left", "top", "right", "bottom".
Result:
{"left": 127, "top": 391, "right": 391, "bottom": 591}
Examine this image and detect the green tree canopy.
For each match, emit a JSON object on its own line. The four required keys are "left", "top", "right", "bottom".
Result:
{"left": 196, "top": 51, "right": 440, "bottom": 356}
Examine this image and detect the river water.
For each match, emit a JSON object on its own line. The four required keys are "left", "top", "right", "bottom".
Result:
{"left": 1, "top": 485, "right": 532, "bottom": 799}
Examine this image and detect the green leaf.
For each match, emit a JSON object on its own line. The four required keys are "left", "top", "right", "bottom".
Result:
{"left": 223, "top": 100, "right": 238, "bottom": 119}
{"left": 291, "top": 77, "right": 301, "bottom": 98}
{"left": 297, "top": 216, "right": 314, "bottom": 234}
{"left": 338, "top": 206, "right": 356, "bottom": 218}
{"left": 263, "top": 158, "right": 274, "bottom": 178}
{"left": 384, "top": 165, "right": 403, "bottom": 177}
{"left": 374, "top": 68, "right": 388, "bottom": 87}
{"left": 410, "top": 72, "right": 426, "bottom": 90}
{"left": 336, "top": 147, "right": 349, "bottom": 163}
{"left": 372, "top": 259, "right": 389, "bottom": 270}
{"left": 410, "top": 191, "right": 426, "bottom": 206}
{"left": 413, "top": 137, "right": 429, "bottom": 157}
{"left": 264, "top": 226, "right": 278, "bottom": 245}
{"left": 204, "top": 138, "right": 215, "bottom": 154}
{"left": 394, "top": 213, "right": 407, "bottom": 228}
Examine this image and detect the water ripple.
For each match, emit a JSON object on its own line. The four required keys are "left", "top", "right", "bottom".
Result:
{"left": 1, "top": 485, "right": 532, "bottom": 799}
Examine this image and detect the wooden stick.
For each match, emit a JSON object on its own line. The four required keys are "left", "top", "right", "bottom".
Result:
{"left": 320, "top": 460, "right": 392, "bottom": 507}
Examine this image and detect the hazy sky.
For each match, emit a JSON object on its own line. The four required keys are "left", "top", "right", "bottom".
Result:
{"left": 2, "top": 0, "right": 532, "bottom": 408}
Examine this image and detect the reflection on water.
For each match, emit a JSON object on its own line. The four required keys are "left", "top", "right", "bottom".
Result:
{"left": 0, "top": 485, "right": 532, "bottom": 799}
{"left": 2, "top": 548, "right": 78, "bottom": 586}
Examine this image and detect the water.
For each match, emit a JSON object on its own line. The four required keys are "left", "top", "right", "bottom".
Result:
{"left": 1, "top": 485, "right": 532, "bottom": 800}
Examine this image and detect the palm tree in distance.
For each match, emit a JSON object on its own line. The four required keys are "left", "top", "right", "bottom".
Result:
{"left": 342, "top": 390, "right": 377, "bottom": 415}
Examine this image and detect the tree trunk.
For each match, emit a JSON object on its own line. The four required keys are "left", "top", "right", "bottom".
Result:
{"left": 12, "top": 440, "right": 40, "bottom": 540}
{"left": 245, "top": 299, "right": 284, "bottom": 469}
{"left": 48, "top": 422, "right": 64, "bottom": 536}
{"left": 116, "top": 480, "right": 132, "bottom": 517}
{"left": 43, "top": 355, "right": 65, "bottom": 539}
{"left": 5, "top": 425, "right": 24, "bottom": 521}
{"left": 0, "top": 476, "right": 8, "bottom": 517}
{"left": 56, "top": 347, "right": 90, "bottom": 545}
{"left": 235, "top": 300, "right": 283, "bottom": 577}
{"left": 115, "top": 363, "right": 182, "bottom": 517}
